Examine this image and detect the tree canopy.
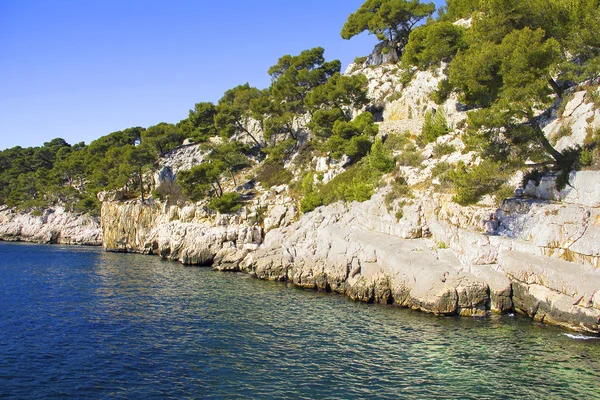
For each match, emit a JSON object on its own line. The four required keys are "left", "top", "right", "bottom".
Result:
{"left": 341, "top": 0, "right": 436, "bottom": 51}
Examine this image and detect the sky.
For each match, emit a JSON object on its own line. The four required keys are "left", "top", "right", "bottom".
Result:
{"left": 0, "top": 0, "right": 446, "bottom": 150}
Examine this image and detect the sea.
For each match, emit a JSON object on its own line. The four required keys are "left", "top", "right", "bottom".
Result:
{"left": 1, "top": 241, "right": 599, "bottom": 399}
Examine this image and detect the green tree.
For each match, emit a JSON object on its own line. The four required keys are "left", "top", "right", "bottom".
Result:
{"left": 452, "top": 27, "right": 564, "bottom": 165}
{"left": 214, "top": 83, "right": 263, "bottom": 148}
{"left": 177, "top": 162, "right": 226, "bottom": 201}
{"left": 207, "top": 141, "right": 251, "bottom": 186}
{"left": 125, "top": 145, "right": 155, "bottom": 201}
{"left": 305, "top": 72, "right": 369, "bottom": 137}
{"left": 266, "top": 47, "right": 341, "bottom": 140}
{"left": 142, "top": 122, "right": 185, "bottom": 156}
{"left": 177, "top": 102, "right": 218, "bottom": 142}
{"left": 341, "top": 0, "right": 436, "bottom": 53}
{"left": 438, "top": 0, "right": 480, "bottom": 21}
{"left": 402, "top": 21, "right": 467, "bottom": 69}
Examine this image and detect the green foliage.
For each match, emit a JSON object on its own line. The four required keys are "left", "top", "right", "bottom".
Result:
{"left": 385, "top": 175, "right": 412, "bottom": 206}
{"left": 177, "top": 102, "right": 218, "bottom": 142}
{"left": 439, "top": 0, "right": 480, "bottom": 21}
{"left": 320, "top": 160, "right": 382, "bottom": 204}
{"left": 419, "top": 109, "right": 449, "bottom": 146}
{"left": 551, "top": 124, "right": 573, "bottom": 146}
{"left": 300, "top": 173, "right": 324, "bottom": 213}
{"left": 325, "top": 112, "right": 379, "bottom": 161}
{"left": 396, "top": 144, "right": 424, "bottom": 167}
{"left": 309, "top": 109, "right": 346, "bottom": 138}
{"left": 431, "top": 78, "right": 453, "bottom": 105}
{"left": 367, "top": 138, "right": 395, "bottom": 172}
{"left": 214, "top": 83, "right": 263, "bottom": 147}
{"left": 142, "top": 122, "right": 185, "bottom": 156}
{"left": 262, "top": 138, "right": 296, "bottom": 164}
{"left": 448, "top": 160, "right": 508, "bottom": 205}
{"left": 383, "top": 131, "right": 412, "bottom": 152}
{"left": 402, "top": 22, "right": 467, "bottom": 69}
{"left": 269, "top": 47, "right": 340, "bottom": 117}
{"left": 301, "top": 158, "right": 386, "bottom": 213}
{"left": 430, "top": 161, "right": 454, "bottom": 191}
{"left": 207, "top": 141, "right": 251, "bottom": 186}
{"left": 208, "top": 192, "right": 242, "bottom": 214}
{"left": 432, "top": 142, "right": 456, "bottom": 157}
{"left": 346, "top": 136, "right": 373, "bottom": 160}
{"left": 255, "top": 161, "right": 293, "bottom": 189}
{"left": 177, "top": 162, "right": 225, "bottom": 201}
{"left": 305, "top": 73, "right": 369, "bottom": 138}
{"left": 341, "top": 0, "right": 436, "bottom": 52}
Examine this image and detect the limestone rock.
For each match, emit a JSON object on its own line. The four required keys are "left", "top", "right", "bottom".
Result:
{"left": 0, "top": 207, "right": 101, "bottom": 245}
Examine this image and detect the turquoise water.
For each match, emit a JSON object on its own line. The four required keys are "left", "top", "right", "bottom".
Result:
{"left": 1, "top": 241, "right": 599, "bottom": 399}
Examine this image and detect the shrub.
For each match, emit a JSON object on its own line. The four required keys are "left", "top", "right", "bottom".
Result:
{"left": 432, "top": 142, "right": 456, "bottom": 157}
{"left": 208, "top": 192, "right": 242, "bottom": 213}
{"left": 432, "top": 78, "right": 453, "bottom": 105}
{"left": 418, "top": 109, "right": 449, "bottom": 146}
{"left": 320, "top": 160, "right": 382, "bottom": 205}
{"left": 255, "top": 161, "right": 293, "bottom": 188}
{"left": 354, "top": 56, "right": 368, "bottom": 65}
{"left": 300, "top": 173, "right": 324, "bottom": 213}
{"left": 383, "top": 131, "right": 412, "bottom": 152}
{"left": 326, "top": 135, "right": 348, "bottom": 159}
{"left": 449, "top": 161, "right": 508, "bottom": 205}
{"left": 551, "top": 124, "right": 572, "bottom": 146}
{"left": 385, "top": 175, "right": 411, "bottom": 207}
{"left": 396, "top": 145, "right": 424, "bottom": 167}
{"left": 346, "top": 135, "right": 372, "bottom": 159}
{"left": 367, "top": 138, "right": 395, "bottom": 172}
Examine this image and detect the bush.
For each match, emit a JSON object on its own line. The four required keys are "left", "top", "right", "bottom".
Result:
{"left": 255, "top": 161, "right": 293, "bottom": 188}
{"left": 385, "top": 175, "right": 411, "bottom": 207}
{"left": 346, "top": 135, "right": 372, "bottom": 159}
{"left": 396, "top": 145, "right": 424, "bottom": 167}
{"left": 367, "top": 138, "right": 395, "bottom": 172}
{"left": 320, "top": 160, "right": 383, "bottom": 205}
{"left": 432, "top": 78, "right": 453, "bottom": 105}
{"left": 432, "top": 142, "right": 456, "bottom": 157}
{"left": 418, "top": 109, "right": 450, "bottom": 146}
{"left": 383, "top": 131, "right": 412, "bottom": 152}
{"left": 580, "top": 147, "right": 594, "bottom": 166}
{"left": 208, "top": 192, "right": 242, "bottom": 213}
{"left": 300, "top": 173, "right": 324, "bottom": 213}
{"left": 449, "top": 160, "right": 507, "bottom": 205}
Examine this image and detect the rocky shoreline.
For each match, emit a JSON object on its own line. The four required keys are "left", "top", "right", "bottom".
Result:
{"left": 0, "top": 206, "right": 102, "bottom": 246}
{"left": 98, "top": 184, "right": 600, "bottom": 334}
{"left": 3, "top": 192, "right": 599, "bottom": 334}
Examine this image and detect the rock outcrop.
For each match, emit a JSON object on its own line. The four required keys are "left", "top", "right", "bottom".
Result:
{"left": 95, "top": 64, "right": 600, "bottom": 334}
{"left": 0, "top": 206, "right": 102, "bottom": 245}
{"left": 101, "top": 200, "right": 263, "bottom": 265}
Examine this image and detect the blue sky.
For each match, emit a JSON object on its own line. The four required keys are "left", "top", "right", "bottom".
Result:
{"left": 0, "top": 0, "right": 446, "bottom": 150}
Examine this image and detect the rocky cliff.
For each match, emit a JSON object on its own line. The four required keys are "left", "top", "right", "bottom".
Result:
{"left": 97, "top": 63, "right": 600, "bottom": 334}
{"left": 0, "top": 206, "right": 102, "bottom": 245}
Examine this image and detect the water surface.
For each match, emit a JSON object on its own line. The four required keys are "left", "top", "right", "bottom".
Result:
{"left": 1, "top": 242, "right": 599, "bottom": 399}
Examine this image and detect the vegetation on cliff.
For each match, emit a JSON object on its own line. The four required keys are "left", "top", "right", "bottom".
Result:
{"left": 1, "top": 0, "right": 599, "bottom": 215}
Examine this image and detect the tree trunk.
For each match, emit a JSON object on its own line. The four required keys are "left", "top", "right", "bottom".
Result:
{"left": 236, "top": 121, "right": 263, "bottom": 148}
{"left": 229, "top": 169, "right": 237, "bottom": 186}
{"left": 139, "top": 168, "right": 144, "bottom": 202}
{"left": 532, "top": 120, "right": 565, "bottom": 165}
{"left": 548, "top": 77, "right": 563, "bottom": 99}
{"left": 214, "top": 180, "right": 223, "bottom": 197}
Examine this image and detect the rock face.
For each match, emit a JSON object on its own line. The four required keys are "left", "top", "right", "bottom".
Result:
{"left": 101, "top": 200, "right": 262, "bottom": 266}
{"left": 96, "top": 64, "right": 600, "bottom": 334}
{"left": 237, "top": 193, "right": 600, "bottom": 333}
{"left": 0, "top": 206, "right": 102, "bottom": 245}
